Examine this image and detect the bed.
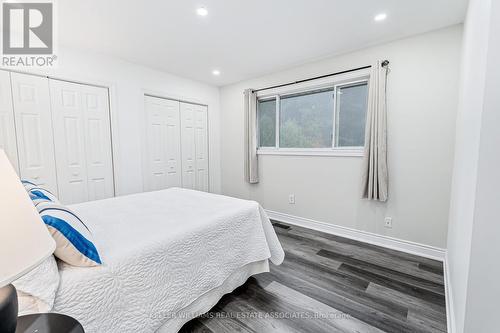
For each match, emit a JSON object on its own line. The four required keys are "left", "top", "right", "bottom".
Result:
{"left": 50, "top": 188, "right": 284, "bottom": 332}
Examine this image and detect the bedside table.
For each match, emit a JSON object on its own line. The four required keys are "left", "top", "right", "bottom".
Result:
{"left": 15, "top": 313, "right": 84, "bottom": 333}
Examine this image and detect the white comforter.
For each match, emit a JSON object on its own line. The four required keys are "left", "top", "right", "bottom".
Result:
{"left": 52, "top": 188, "right": 284, "bottom": 332}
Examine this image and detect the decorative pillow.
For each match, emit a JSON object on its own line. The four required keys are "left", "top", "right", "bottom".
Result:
{"left": 21, "top": 179, "right": 37, "bottom": 187}
{"left": 21, "top": 180, "right": 59, "bottom": 203}
{"left": 36, "top": 201, "right": 102, "bottom": 267}
{"left": 29, "top": 189, "right": 52, "bottom": 201}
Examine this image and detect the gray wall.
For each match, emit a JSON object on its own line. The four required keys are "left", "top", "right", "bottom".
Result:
{"left": 220, "top": 26, "right": 462, "bottom": 248}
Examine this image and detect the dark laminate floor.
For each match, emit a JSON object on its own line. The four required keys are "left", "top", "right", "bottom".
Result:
{"left": 180, "top": 221, "right": 447, "bottom": 333}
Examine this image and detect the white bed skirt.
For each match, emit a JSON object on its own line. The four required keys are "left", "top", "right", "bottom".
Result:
{"left": 158, "top": 260, "right": 270, "bottom": 333}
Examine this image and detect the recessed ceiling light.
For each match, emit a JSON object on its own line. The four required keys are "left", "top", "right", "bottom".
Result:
{"left": 197, "top": 7, "right": 208, "bottom": 16}
{"left": 374, "top": 13, "right": 387, "bottom": 22}
{"left": 212, "top": 69, "right": 220, "bottom": 76}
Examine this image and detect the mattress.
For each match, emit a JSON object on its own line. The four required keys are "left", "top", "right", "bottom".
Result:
{"left": 52, "top": 188, "right": 284, "bottom": 332}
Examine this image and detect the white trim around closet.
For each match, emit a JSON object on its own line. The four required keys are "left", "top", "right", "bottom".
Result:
{"left": 1, "top": 68, "right": 121, "bottom": 196}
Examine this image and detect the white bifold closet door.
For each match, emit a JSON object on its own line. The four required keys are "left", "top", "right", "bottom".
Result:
{"left": 143, "top": 96, "right": 208, "bottom": 192}
{"left": 49, "top": 79, "right": 114, "bottom": 204}
{"left": 0, "top": 70, "right": 18, "bottom": 172}
{"left": 10, "top": 72, "right": 59, "bottom": 195}
{"left": 180, "top": 102, "right": 209, "bottom": 192}
{"left": 143, "top": 96, "right": 182, "bottom": 190}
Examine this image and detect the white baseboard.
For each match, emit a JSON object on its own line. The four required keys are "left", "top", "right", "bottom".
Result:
{"left": 266, "top": 209, "right": 446, "bottom": 261}
{"left": 444, "top": 252, "right": 455, "bottom": 333}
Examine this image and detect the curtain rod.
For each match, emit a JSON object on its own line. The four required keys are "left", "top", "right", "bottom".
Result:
{"left": 252, "top": 60, "right": 389, "bottom": 93}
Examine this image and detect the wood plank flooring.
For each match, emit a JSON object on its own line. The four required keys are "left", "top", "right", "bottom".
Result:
{"left": 180, "top": 221, "right": 447, "bottom": 333}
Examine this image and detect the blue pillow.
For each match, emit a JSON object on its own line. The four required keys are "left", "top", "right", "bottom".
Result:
{"left": 36, "top": 201, "right": 102, "bottom": 266}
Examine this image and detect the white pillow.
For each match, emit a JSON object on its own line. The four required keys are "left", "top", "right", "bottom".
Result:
{"left": 12, "top": 255, "right": 60, "bottom": 315}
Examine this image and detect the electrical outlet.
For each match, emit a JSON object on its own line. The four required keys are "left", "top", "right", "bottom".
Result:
{"left": 384, "top": 217, "right": 393, "bottom": 228}
{"left": 288, "top": 194, "right": 295, "bottom": 204}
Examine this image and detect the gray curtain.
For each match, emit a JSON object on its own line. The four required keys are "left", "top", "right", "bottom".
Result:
{"left": 361, "top": 61, "right": 389, "bottom": 201}
{"left": 244, "top": 89, "right": 259, "bottom": 184}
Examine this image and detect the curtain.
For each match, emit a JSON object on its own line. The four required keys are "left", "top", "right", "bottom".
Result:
{"left": 361, "top": 61, "right": 389, "bottom": 201}
{"left": 244, "top": 89, "right": 259, "bottom": 184}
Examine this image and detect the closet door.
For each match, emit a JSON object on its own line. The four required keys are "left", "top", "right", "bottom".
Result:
{"left": 10, "top": 72, "right": 58, "bottom": 194}
{"left": 49, "top": 80, "right": 88, "bottom": 204}
{"left": 144, "top": 96, "right": 181, "bottom": 191}
{"left": 180, "top": 102, "right": 196, "bottom": 189}
{"left": 0, "top": 70, "right": 18, "bottom": 172}
{"left": 81, "top": 84, "right": 114, "bottom": 201}
{"left": 180, "top": 102, "right": 208, "bottom": 191}
{"left": 194, "top": 105, "right": 209, "bottom": 191}
{"left": 49, "top": 79, "right": 114, "bottom": 204}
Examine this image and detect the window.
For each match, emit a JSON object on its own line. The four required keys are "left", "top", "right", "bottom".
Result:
{"left": 257, "top": 78, "right": 368, "bottom": 156}
{"left": 335, "top": 82, "right": 368, "bottom": 147}
{"left": 257, "top": 98, "right": 276, "bottom": 148}
{"left": 280, "top": 88, "right": 334, "bottom": 148}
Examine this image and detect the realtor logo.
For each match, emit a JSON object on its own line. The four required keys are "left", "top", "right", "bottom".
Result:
{"left": 1, "top": 1, "right": 56, "bottom": 67}
{"left": 3, "top": 2, "right": 53, "bottom": 54}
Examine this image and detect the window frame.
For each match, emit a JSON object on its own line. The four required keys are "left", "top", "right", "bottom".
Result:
{"left": 256, "top": 69, "right": 370, "bottom": 157}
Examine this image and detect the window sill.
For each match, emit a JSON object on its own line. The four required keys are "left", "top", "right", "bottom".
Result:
{"left": 256, "top": 149, "right": 364, "bottom": 157}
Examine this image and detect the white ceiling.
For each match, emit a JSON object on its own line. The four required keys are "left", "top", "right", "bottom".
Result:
{"left": 58, "top": 0, "right": 468, "bottom": 86}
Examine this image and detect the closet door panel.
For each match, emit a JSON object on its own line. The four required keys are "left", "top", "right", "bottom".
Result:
{"left": 163, "top": 100, "right": 182, "bottom": 188}
{"left": 0, "top": 71, "right": 18, "bottom": 172}
{"left": 82, "top": 85, "right": 114, "bottom": 201}
{"left": 194, "top": 105, "right": 209, "bottom": 192}
{"left": 180, "top": 102, "right": 196, "bottom": 190}
{"left": 144, "top": 96, "right": 181, "bottom": 191}
{"left": 144, "top": 96, "right": 167, "bottom": 190}
{"left": 11, "top": 72, "right": 58, "bottom": 194}
{"left": 49, "top": 80, "right": 88, "bottom": 204}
